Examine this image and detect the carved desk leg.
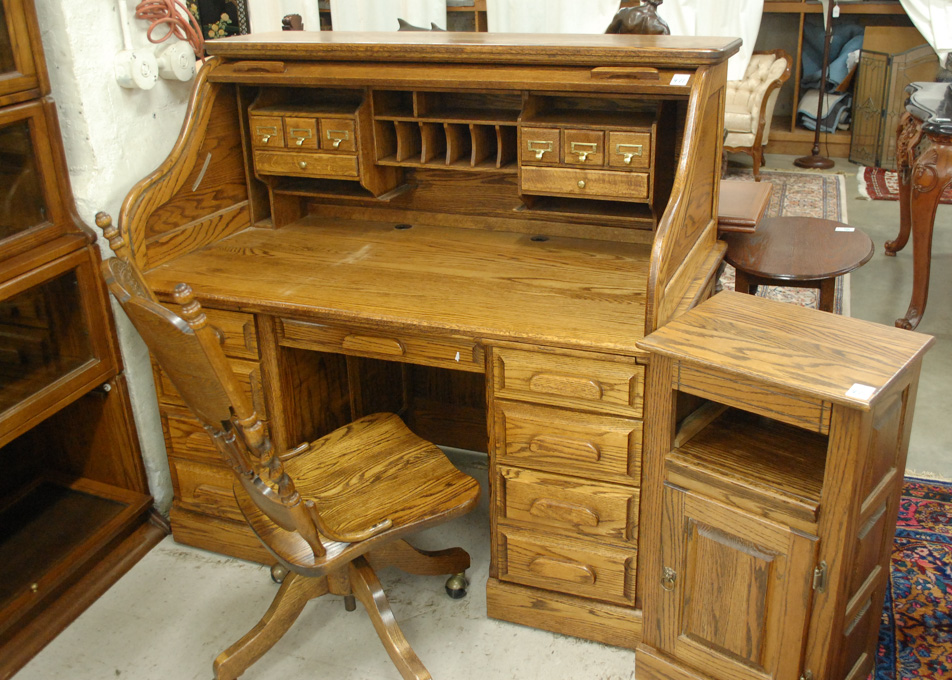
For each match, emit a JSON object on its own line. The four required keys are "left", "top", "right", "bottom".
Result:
{"left": 896, "top": 132, "right": 952, "bottom": 330}
{"left": 886, "top": 112, "right": 923, "bottom": 256}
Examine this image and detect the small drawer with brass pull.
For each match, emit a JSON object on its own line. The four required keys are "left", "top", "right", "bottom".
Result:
{"left": 608, "top": 131, "right": 651, "bottom": 170}
{"left": 249, "top": 115, "right": 285, "bottom": 148}
{"left": 564, "top": 129, "right": 604, "bottom": 166}
{"left": 497, "top": 466, "right": 639, "bottom": 543}
{"left": 284, "top": 117, "right": 318, "bottom": 149}
{"left": 497, "top": 527, "right": 636, "bottom": 605}
{"left": 520, "top": 127, "right": 560, "bottom": 165}
{"left": 320, "top": 117, "right": 357, "bottom": 152}
{"left": 521, "top": 166, "right": 649, "bottom": 202}
{"left": 253, "top": 150, "right": 359, "bottom": 179}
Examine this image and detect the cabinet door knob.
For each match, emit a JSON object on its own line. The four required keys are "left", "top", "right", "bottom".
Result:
{"left": 661, "top": 566, "right": 677, "bottom": 591}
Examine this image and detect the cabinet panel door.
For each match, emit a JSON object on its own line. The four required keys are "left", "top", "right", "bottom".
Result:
{"left": 0, "top": 0, "right": 43, "bottom": 102}
{"left": 658, "top": 484, "right": 816, "bottom": 680}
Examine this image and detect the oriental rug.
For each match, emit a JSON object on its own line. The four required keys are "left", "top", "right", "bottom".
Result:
{"left": 719, "top": 170, "right": 849, "bottom": 314}
{"left": 858, "top": 166, "right": 952, "bottom": 204}
{"left": 875, "top": 477, "right": 952, "bottom": 679}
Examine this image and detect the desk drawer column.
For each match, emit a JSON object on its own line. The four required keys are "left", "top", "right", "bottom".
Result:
{"left": 152, "top": 307, "right": 273, "bottom": 564}
{"left": 486, "top": 343, "right": 647, "bottom": 649}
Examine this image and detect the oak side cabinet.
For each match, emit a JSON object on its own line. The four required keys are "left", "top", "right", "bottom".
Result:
{"left": 634, "top": 291, "right": 933, "bottom": 680}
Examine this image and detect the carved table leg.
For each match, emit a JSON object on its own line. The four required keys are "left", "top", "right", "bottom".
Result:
{"left": 896, "top": 134, "right": 952, "bottom": 330}
{"left": 886, "top": 112, "right": 924, "bottom": 256}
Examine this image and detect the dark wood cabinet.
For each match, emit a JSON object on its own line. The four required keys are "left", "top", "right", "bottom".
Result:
{"left": 0, "top": 1, "right": 160, "bottom": 676}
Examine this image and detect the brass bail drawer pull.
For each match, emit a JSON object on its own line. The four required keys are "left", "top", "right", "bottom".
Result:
{"left": 661, "top": 566, "right": 677, "bottom": 591}
{"left": 527, "top": 140, "right": 554, "bottom": 160}
{"left": 571, "top": 141, "right": 598, "bottom": 162}
{"left": 256, "top": 126, "right": 278, "bottom": 144}
{"left": 616, "top": 143, "right": 643, "bottom": 165}
{"left": 326, "top": 129, "right": 350, "bottom": 148}
{"left": 288, "top": 128, "right": 312, "bottom": 146}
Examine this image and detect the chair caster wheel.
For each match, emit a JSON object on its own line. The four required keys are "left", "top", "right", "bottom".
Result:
{"left": 445, "top": 572, "right": 467, "bottom": 599}
{"left": 270, "top": 563, "right": 289, "bottom": 584}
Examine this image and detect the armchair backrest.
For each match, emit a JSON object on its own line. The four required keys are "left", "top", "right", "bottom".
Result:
{"left": 726, "top": 49, "right": 792, "bottom": 112}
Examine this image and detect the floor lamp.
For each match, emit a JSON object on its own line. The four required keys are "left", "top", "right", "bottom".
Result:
{"left": 795, "top": 0, "right": 836, "bottom": 169}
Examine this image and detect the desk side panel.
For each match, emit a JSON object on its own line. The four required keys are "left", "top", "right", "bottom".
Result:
{"left": 646, "top": 62, "right": 727, "bottom": 334}
{"left": 118, "top": 59, "right": 257, "bottom": 272}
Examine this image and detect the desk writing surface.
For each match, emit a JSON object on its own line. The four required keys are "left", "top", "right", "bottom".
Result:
{"left": 144, "top": 217, "right": 652, "bottom": 355}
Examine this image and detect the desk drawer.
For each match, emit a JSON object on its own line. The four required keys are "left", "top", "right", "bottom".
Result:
{"left": 170, "top": 456, "right": 243, "bottom": 522}
{"left": 497, "top": 466, "right": 638, "bottom": 544}
{"left": 521, "top": 166, "right": 648, "bottom": 201}
{"left": 159, "top": 305, "right": 257, "bottom": 360}
{"left": 154, "top": 358, "right": 266, "bottom": 416}
{"left": 492, "top": 346, "right": 644, "bottom": 417}
{"left": 494, "top": 400, "right": 642, "bottom": 486}
{"left": 254, "top": 150, "right": 359, "bottom": 179}
{"left": 163, "top": 409, "right": 220, "bottom": 465}
{"left": 497, "top": 527, "right": 636, "bottom": 606}
{"left": 278, "top": 318, "right": 485, "bottom": 373}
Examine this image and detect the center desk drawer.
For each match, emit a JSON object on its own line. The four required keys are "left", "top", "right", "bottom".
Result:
{"left": 497, "top": 466, "right": 639, "bottom": 544}
{"left": 492, "top": 346, "right": 644, "bottom": 417}
{"left": 253, "top": 150, "right": 359, "bottom": 179}
{"left": 494, "top": 400, "right": 642, "bottom": 486}
{"left": 498, "top": 527, "right": 636, "bottom": 606}
{"left": 521, "top": 166, "right": 648, "bottom": 202}
{"left": 278, "top": 319, "right": 485, "bottom": 373}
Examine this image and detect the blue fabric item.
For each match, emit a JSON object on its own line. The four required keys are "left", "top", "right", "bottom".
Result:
{"left": 801, "top": 15, "right": 864, "bottom": 90}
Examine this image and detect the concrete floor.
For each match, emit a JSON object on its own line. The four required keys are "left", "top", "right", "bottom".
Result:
{"left": 15, "top": 155, "right": 951, "bottom": 679}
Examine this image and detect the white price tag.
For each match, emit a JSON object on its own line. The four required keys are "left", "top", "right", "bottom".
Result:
{"left": 835, "top": 227, "right": 855, "bottom": 232}
{"left": 846, "top": 383, "right": 876, "bottom": 400}
{"left": 670, "top": 74, "right": 690, "bottom": 86}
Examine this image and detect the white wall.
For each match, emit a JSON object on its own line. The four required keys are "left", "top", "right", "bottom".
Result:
{"left": 35, "top": 0, "right": 195, "bottom": 512}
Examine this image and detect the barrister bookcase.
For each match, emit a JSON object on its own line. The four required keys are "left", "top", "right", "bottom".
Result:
{"left": 635, "top": 291, "right": 933, "bottom": 680}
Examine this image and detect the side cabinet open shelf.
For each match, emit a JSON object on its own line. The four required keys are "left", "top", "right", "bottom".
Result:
{"left": 635, "top": 291, "right": 933, "bottom": 680}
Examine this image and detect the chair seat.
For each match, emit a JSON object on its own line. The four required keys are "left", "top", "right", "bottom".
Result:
{"left": 724, "top": 102, "right": 754, "bottom": 133}
{"left": 238, "top": 412, "right": 480, "bottom": 572}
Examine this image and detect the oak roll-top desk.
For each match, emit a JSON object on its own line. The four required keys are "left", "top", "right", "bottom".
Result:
{"left": 114, "top": 32, "right": 739, "bottom": 648}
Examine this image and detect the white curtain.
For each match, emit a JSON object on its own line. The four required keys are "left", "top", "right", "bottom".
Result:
{"left": 330, "top": 0, "right": 447, "bottom": 31}
{"left": 486, "top": 0, "right": 620, "bottom": 34}
{"left": 899, "top": 0, "right": 952, "bottom": 67}
{"left": 657, "top": 0, "right": 764, "bottom": 81}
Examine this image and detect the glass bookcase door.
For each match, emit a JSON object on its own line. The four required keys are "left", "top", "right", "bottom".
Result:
{"left": 0, "top": 246, "right": 116, "bottom": 447}
{"left": 0, "top": 100, "right": 68, "bottom": 259}
{"left": 0, "top": 0, "right": 42, "bottom": 101}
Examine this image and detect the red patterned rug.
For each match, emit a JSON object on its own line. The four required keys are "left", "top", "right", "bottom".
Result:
{"left": 859, "top": 166, "right": 952, "bottom": 204}
{"left": 875, "top": 477, "right": 952, "bottom": 679}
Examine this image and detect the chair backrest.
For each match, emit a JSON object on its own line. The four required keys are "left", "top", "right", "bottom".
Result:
{"left": 101, "top": 253, "right": 329, "bottom": 559}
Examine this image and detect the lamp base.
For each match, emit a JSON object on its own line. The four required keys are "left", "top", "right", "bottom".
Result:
{"left": 794, "top": 153, "right": 835, "bottom": 169}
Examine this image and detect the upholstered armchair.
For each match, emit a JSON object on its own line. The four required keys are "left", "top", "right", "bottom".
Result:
{"left": 723, "top": 49, "right": 792, "bottom": 180}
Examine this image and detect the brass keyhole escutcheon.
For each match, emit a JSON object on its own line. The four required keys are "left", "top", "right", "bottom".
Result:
{"left": 661, "top": 566, "right": 676, "bottom": 591}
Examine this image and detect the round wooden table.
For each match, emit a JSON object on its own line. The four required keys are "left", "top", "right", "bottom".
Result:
{"left": 722, "top": 216, "right": 874, "bottom": 313}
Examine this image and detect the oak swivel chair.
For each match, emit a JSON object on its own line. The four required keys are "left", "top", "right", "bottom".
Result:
{"left": 723, "top": 49, "right": 792, "bottom": 180}
{"left": 99, "top": 222, "right": 481, "bottom": 680}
